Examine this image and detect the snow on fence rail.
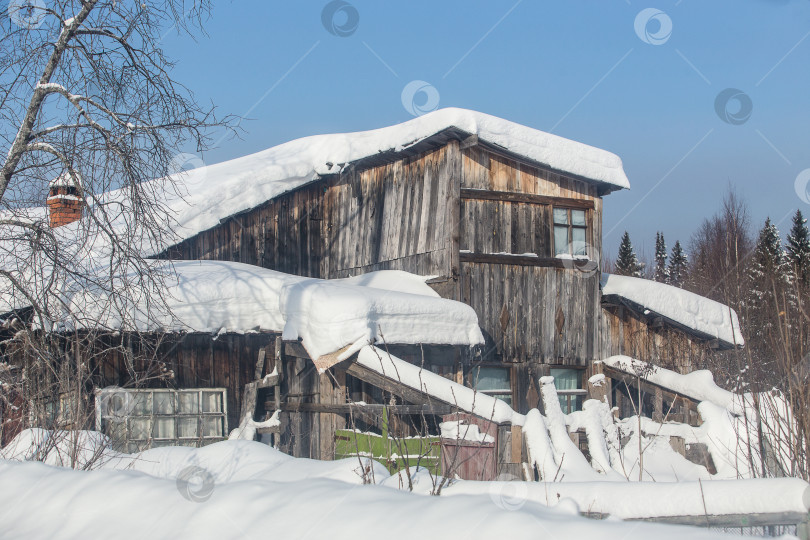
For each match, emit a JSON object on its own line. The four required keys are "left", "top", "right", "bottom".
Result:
{"left": 446, "top": 477, "right": 810, "bottom": 531}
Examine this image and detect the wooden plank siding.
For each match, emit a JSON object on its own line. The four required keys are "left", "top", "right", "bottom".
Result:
{"left": 92, "top": 333, "right": 278, "bottom": 434}
{"left": 460, "top": 263, "right": 598, "bottom": 366}
{"left": 457, "top": 146, "right": 603, "bottom": 413}
{"left": 322, "top": 142, "right": 458, "bottom": 279}
{"left": 163, "top": 183, "right": 326, "bottom": 278}
{"left": 599, "top": 304, "right": 716, "bottom": 375}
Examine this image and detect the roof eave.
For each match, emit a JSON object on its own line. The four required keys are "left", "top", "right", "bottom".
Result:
{"left": 601, "top": 293, "right": 742, "bottom": 350}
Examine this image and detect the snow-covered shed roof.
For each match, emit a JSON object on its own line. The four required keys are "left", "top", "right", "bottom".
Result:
{"left": 600, "top": 273, "right": 744, "bottom": 348}
{"left": 601, "top": 355, "right": 741, "bottom": 412}
{"left": 53, "top": 260, "right": 484, "bottom": 364}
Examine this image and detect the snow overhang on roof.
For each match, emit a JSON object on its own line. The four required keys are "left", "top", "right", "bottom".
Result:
{"left": 150, "top": 108, "right": 629, "bottom": 250}
{"left": 42, "top": 261, "right": 485, "bottom": 365}
{"left": 600, "top": 273, "right": 745, "bottom": 349}
{"left": 321, "top": 108, "right": 631, "bottom": 194}
{"left": 2, "top": 109, "right": 630, "bottom": 257}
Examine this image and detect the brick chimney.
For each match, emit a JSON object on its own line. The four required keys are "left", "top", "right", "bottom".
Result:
{"left": 47, "top": 172, "right": 85, "bottom": 228}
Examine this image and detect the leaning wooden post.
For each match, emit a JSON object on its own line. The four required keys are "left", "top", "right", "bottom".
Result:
{"left": 274, "top": 335, "right": 283, "bottom": 449}
{"left": 274, "top": 336, "right": 282, "bottom": 411}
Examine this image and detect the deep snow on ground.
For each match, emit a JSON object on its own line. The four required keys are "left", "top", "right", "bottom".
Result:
{"left": 0, "top": 436, "right": 753, "bottom": 540}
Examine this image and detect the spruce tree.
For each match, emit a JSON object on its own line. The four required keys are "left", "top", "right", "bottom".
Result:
{"left": 615, "top": 231, "right": 644, "bottom": 277}
{"left": 786, "top": 209, "right": 810, "bottom": 288}
{"left": 668, "top": 241, "right": 688, "bottom": 288}
{"left": 653, "top": 231, "right": 669, "bottom": 283}
{"left": 745, "top": 218, "right": 794, "bottom": 370}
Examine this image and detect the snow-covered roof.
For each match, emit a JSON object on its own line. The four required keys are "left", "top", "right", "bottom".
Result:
{"left": 55, "top": 260, "right": 484, "bottom": 363}
{"left": 601, "top": 355, "right": 741, "bottom": 413}
{"left": 2, "top": 109, "right": 629, "bottom": 263}
{"left": 130, "top": 108, "right": 629, "bottom": 250}
{"left": 356, "top": 345, "right": 521, "bottom": 425}
{"left": 600, "top": 273, "right": 744, "bottom": 347}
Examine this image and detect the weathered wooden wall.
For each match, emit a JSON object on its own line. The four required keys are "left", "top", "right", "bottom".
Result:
{"left": 457, "top": 145, "right": 604, "bottom": 413}
{"left": 159, "top": 137, "right": 614, "bottom": 416}
{"left": 460, "top": 263, "right": 599, "bottom": 366}
{"left": 599, "top": 305, "right": 715, "bottom": 375}
{"left": 162, "top": 142, "right": 462, "bottom": 283}
{"left": 322, "top": 143, "right": 460, "bottom": 279}
{"left": 163, "top": 184, "right": 325, "bottom": 277}
{"left": 94, "top": 332, "right": 278, "bottom": 433}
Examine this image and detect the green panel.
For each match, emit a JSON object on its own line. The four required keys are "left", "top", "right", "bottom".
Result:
{"left": 335, "top": 429, "right": 441, "bottom": 476}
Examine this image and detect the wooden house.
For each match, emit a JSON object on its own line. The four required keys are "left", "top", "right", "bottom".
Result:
{"left": 1, "top": 108, "right": 745, "bottom": 480}
{"left": 159, "top": 108, "right": 631, "bottom": 416}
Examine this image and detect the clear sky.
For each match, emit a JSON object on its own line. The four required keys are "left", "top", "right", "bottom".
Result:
{"left": 161, "top": 1, "right": 810, "bottom": 262}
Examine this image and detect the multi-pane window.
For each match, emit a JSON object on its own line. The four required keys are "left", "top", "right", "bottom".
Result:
{"left": 553, "top": 208, "right": 588, "bottom": 257}
{"left": 96, "top": 388, "right": 227, "bottom": 453}
{"left": 45, "top": 391, "right": 79, "bottom": 428}
{"left": 472, "top": 366, "right": 512, "bottom": 406}
{"left": 550, "top": 368, "right": 586, "bottom": 414}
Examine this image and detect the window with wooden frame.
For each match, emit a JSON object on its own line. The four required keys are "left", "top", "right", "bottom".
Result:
{"left": 552, "top": 207, "right": 588, "bottom": 257}
{"left": 44, "top": 391, "right": 80, "bottom": 428}
{"left": 95, "top": 388, "right": 228, "bottom": 453}
{"left": 549, "top": 368, "right": 586, "bottom": 414}
{"left": 471, "top": 365, "right": 512, "bottom": 406}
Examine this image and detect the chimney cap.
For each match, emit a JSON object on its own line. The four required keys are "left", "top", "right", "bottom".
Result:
{"left": 49, "top": 170, "right": 83, "bottom": 190}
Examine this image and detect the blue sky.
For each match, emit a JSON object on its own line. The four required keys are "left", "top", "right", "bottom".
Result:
{"left": 163, "top": 1, "right": 810, "bottom": 262}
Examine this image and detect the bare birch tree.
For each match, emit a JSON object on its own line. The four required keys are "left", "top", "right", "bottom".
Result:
{"left": 0, "top": 0, "right": 233, "bottom": 460}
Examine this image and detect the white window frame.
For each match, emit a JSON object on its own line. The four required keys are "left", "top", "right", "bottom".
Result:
{"left": 552, "top": 207, "right": 589, "bottom": 257}
{"left": 549, "top": 367, "right": 587, "bottom": 414}
{"left": 471, "top": 365, "right": 513, "bottom": 406}
{"left": 95, "top": 387, "right": 228, "bottom": 452}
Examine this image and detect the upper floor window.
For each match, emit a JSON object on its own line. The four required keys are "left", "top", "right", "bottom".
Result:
{"left": 553, "top": 208, "right": 588, "bottom": 257}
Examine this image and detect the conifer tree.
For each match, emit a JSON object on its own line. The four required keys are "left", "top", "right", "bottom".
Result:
{"left": 654, "top": 231, "right": 669, "bottom": 283}
{"left": 745, "top": 218, "right": 794, "bottom": 370}
{"left": 615, "top": 231, "right": 644, "bottom": 277}
{"left": 786, "top": 209, "right": 810, "bottom": 288}
{"left": 668, "top": 241, "right": 688, "bottom": 288}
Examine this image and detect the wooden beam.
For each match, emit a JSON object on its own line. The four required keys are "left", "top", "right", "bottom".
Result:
{"left": 277, "top": 402, "right": 456, "bottom": 415}
{"left": 602, "top": 365, "right": 702, "bottom": 409}
{"left": 254, "top": 348, "right": 266, "bottom": 380}
{"left": 257, "top": 374, "right": 279, "bottom": 388}
{"left": 346, "top": 362, "right": 441, "bottom": 407}
{"left": 629, "top": 512, "right": 810, "bottom": 529}
{"left": 459, "top": 251, "right": 598, "bottom": 271}
{"left": 460, "top": 134, "right": 479, "bottom": 150}
{"left": 284, "top": 341, "right": 309, "bottom": 359}
{"left": 460, "top": 188, "right": 595, "bottom": 209}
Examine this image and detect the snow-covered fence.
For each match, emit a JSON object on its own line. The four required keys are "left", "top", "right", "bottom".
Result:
{"left": 447, "top": 477, "right": 810, "bottom": 539}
